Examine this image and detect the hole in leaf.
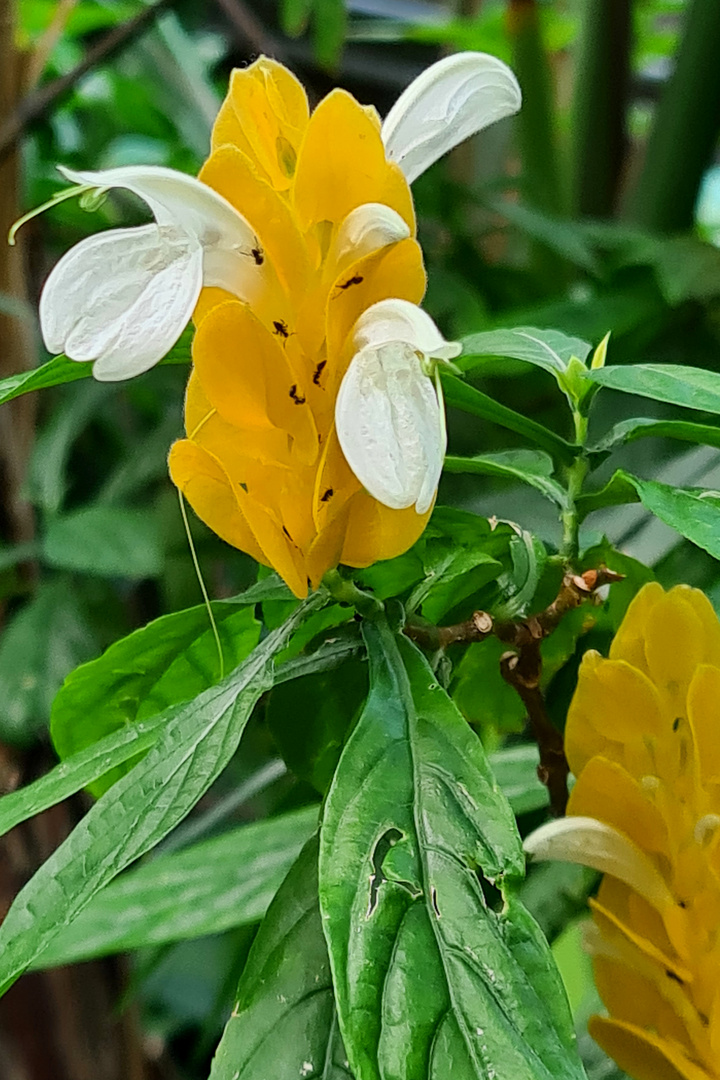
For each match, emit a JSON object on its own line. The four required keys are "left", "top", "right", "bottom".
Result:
{"left": 477, "top": 871, "right": 504, "bottom": 914}
{"left": 369, "top": 829, "right": 408, "bottom": 915}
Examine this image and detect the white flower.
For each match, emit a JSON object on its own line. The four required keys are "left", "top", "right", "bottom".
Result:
{"left": 382, "top": 51, "right": 522, "bottom": 184}
{"left": 334, "top": 50, "right": 520, "bottom": 513}
{"left": 39, "top": 165, "right": 262, "bottom": 381}
{"left": 335, "top": 300, "right": 461, "bottom": 514}
{"left": 34, "top": 52, "right": 519, "bottom": 385}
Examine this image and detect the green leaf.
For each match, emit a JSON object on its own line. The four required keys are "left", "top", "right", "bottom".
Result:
{"left": 442, "top": 373, "right": 576, "bottom": 464}
{"left": 52, "top": 600, "right": 261, "bottom": 796}
{"left": 576, "top": 470, "right": 641, "bottom": 519}
{"left": 27, "top": 381, "right": 111, "bottom": 514}
{"left": 408, "top": 536, "right": 502, "bottom": 623}
{"left": 210, "top": 834, "right": 352, "bottom": 1080}
{"left": 43, "top": 505, "right": 163, "bottom": 578}
{"left": 0, "top": 580, "right": 97, "bottom": 747}
{"left": 582, "top": 470, "right": 720, "bottom": 561}
{"left": 319, "top": 619, "right": 583, "bottom": 1080}
{"left": 0, "top": 591, "right": 324, "bottom": 997}
{"left": 496, "top": 528, "right": 548, "bottom": 620}
{"left": 453, "top": 637, "right": 528, "bottom": 738}
{"left": 590, "top": 416, "right": 720, "bottom": 454}
{"left": 444, "top": 449, "right": 569, "bottom": 509}
{"left": 268, "top": 660, "right": 368, "bottom": 794}
{"left": 0, "top": 328, "right": 191, "bottom": 407}
{"left": 33, "top": 806, "right": 319, "bottom": 967}
{"left": 460, "top": 327, "right": 592, "bottom": 374}
{"left": 274, "top": 627, "right": 364, "bottom": 685}
{"left": 0, "top": 712, "right": 169, "bottom": 839}
{"left": 313, "top": 0, "right": 346, "bottom": 69}
{"left": 281, "top": 0, "right": 313, "bottom": 35}
{"left": 488, "top": 744, "right": 549, "bottom": 816}
{"left": 587, "top": 363, "right": 720, "bottom": 415}
{"left": 630, "top": 477, "right": 720, "bottom": 562}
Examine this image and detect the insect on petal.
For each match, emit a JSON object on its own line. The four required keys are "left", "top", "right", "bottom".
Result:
{"left": 382, "top": 52, "right": 522, "bottom": 184}
{"left": 335, "top": 342, "right": 445, "bottom": 513}
{"left": 40, "top": 223, "right": 203, "bottom": 380}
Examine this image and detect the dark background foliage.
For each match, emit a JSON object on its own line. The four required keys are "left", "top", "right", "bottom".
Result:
{"left": 1, "top": 1, "right": 720, "bottom": 1076}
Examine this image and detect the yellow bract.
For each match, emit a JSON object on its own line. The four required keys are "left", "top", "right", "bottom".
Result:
{"left": 566, "top": 583, "right": 720, "bottom": 1080}
{"left": 168, "top": 57, "right": 430, "bottom": 597}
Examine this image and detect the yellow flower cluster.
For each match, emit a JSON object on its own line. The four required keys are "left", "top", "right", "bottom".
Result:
{"left": 168, "top": 58, "right": 431, "bottom": 597}
{"left": 565, "top": 583, "right": 720, "bottom": 1080}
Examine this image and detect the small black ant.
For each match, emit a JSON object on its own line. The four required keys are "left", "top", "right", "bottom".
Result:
{"left": 312, "top": 360, "right": 326, "bottom": 385}
{"left": 289, "top": 384, "right": 306, "bottom": 405}
{"left": 273, "top": 319, "right": 290, "bottom": 339}
{"left": 320, "top": 488, "right": 334, "bottom": 502}
{"left": 337, "top": 274, "right": 364, "bottom": 292}
{"left": 244, "top": 237, "right": 264, "bottom": 265}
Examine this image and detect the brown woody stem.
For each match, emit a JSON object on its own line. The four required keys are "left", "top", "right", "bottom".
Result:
{"left": 405, "top": 566, "right": 624, "bottom": 816}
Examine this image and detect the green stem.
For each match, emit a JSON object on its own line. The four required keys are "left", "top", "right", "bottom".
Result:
{"left": 322, "top": 569, "right": 383, "bottom": 618}
{"left": 560, "top": 411, "right": 589, "bottom": 562}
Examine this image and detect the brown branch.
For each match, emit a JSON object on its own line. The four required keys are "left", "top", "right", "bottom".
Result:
{"left": 405, "top": 566, "right": 624, "bottom": 816}
{"left": 0, "top": 0, "right": 174, "bottom": 163}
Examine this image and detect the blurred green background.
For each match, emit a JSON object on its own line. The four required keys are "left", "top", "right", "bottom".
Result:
{"left": 2, "top": 1, "right": 720, "bottom": 1076}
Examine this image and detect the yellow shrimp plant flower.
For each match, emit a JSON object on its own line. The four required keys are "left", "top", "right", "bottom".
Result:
{"left": 526, "top": 582, "right": 720, "bottom": 1080}
{"left": 34, "top": 53, "right": 521, "bottom": 596}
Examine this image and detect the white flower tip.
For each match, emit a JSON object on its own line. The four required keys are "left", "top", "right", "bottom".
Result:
{"left": 332, "top": 203, "right": 410, "bottom": 270}
{"left": 382, "top": 51, "right": 522, "bottom": 184}
{"left": 524, "top": 816, "right": 675, "bottom": 915}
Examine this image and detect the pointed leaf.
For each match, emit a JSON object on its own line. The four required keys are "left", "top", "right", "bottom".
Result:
{"left": 591, "top": 416, "right": 720, "bottom": 454}
{"left": 0, "top": 328, "right": 191, "bottom": 407}
{"left": 0, "top": 711, "right": 168, "bottom": 839}
{"left": 587, "top": 363, "right": 720, "bottom": 414}
{"left": 0, "top": 592, "right": 324, "bottom": 997}
{"left": 444, "top": 449, "right": 568, "bottom": 509}
{"left": 441, "top": 373, "right": 576, "bottom": 464}
{"left": 460, "top": 327, "right": 592, "bottom": 375}
{"left": 319, "top": 618, "right": 584, "bottom": 1080}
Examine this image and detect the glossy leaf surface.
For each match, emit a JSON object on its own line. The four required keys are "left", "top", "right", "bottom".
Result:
{"left": 319, "top": 618, "right": 583, "bottom": 1080}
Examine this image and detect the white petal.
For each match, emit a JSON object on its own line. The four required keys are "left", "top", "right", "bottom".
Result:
{"left": 524, "top": 817, "right": 675, "bottom": 915}
{"left": 382, "top": 52, "right": 522, "bottom": 184}
{"left": 352, "top": 298, "right": 461, "bottom": 363}
{"left": 57, "top": 164, "right": 256, "bottom": 252}
{"left": 40, "top": 223, "right": 202, "bottom": 380}
{"left": 336, "top": 341, "right": 445, "bottom": 512}
{"left": 330, "top": 203, "right": 410, "bottom": 271}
